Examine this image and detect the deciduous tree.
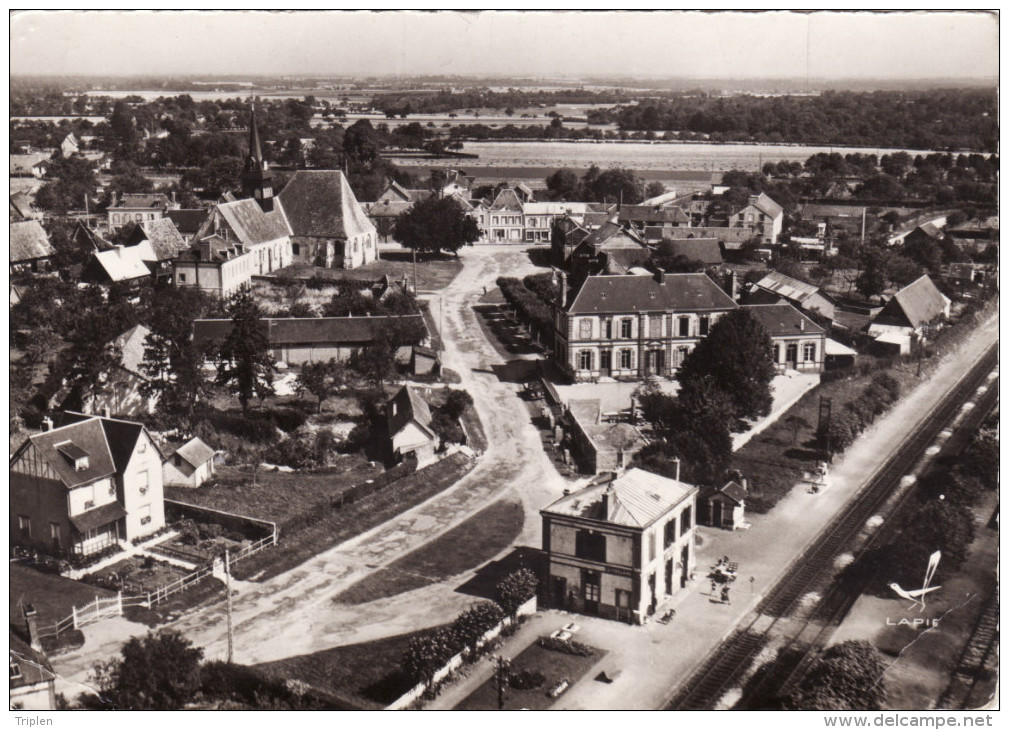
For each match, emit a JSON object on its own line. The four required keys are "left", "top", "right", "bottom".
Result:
{"left": 214, "top": 290, "right": 277, "bottom": 414}
{"left": 784, "top": 640, "right": 888, "bottom": 710}
{"left": 394, "top": 195, "right": 482, "bottom": 256}
{"left": 296, "top": 359, "right": 345, "bottom": 413}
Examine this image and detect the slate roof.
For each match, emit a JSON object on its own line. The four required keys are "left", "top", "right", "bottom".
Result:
{"left": 754, "top": 270, "right": 824, "bottom": 305}
{"left": 9, "top": 191, "right": 36, "bottom": 220}
{"left": 386, "top": 384, "right": 435, "bottom": 439}
{"left": 619, "top": 204, "right": 690, "bottom": 225}
{"left": 490, "top": 188, "right": 524, "bottom": 211}
{"left": 69, "top": 502, "right": 127, "bottom": 533}
{"left": 89, "top": 246, "right": 151, "bottom": 282}
{"left": 741, "top": 303, "right": 826, "bottom": 337}
{"left": 165, "top": 209, "right": 209, "bottom": 237}
{"left": 602, "top": 248, "right": 652, "bottom": 275}
{"left": 10, "top": 221, "right": 55, "bottom": 263}
{"left": 375, "top": 181, "right": 431, "bottom": 204}
{"left": 567, "top": 273, "right": 737, "bottom": 315}
{"left": 715, "top": 480, "right": 746, "bottom": 505}
{"left": 193, "top": 314, "right": 425, "bottom": 347}
{"left": 214, "top": 198, "right": 292, "bottom": 245}
{"left": 876, "top": 275, "right": 950, "bottom": 329}
{"left": 523, "top": 202, "right": 589, "bottom": 217}
{"left": 112, "top": 193, "right": 172, "bottom": 209}
{"left": 10, "top": 632, "right": 55, "bottom": 692}
{"left": 367, "top": 199, "right": 415, "bottom": 218}
{"left": 172, "top": 437, "right": 216, "bottom": 468}
{"left": 912, "top": 222, "right": 943, "bottom": 240}
{"left": 656, "top": 238, "right": 723, "bottom": 266}
{"left": 582, "top": 221, "right": 645, "bottom": 250}
{"left": 140, "top": 218, "right": 189, "bottom": 260}
{"left": 799, "top": 203, "right": 868, "bottom": 220}
{"left": 18, "top": 418, "right": 115, "bottom": 489}
{"left": 747, "top": 192, "right": 784, "bottom": 219}
{"left": 278, "top": 170, "right": 375, "bottom": 240}
{"left": 543, "top": 468, "right": 696, "bottom": 529}
{"left": 111, "top": 324, "right": 151, "bottom": 378}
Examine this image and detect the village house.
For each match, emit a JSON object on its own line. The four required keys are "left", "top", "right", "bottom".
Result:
{"left": 9, "top": 191, "right": 41, "bottom": 222}
{"left": 81, "top": 244, "right": 152, "bottom": 288}
{"left": 618, "top": 203, "right": 691, "bottom": 241}
{"left": 278, "top": 169, "right": 378, "bottom": 269}
{"left": 488, "top": 187, "right": 526, "bottom": 242}
{"left": 63, "top": 324, "right": 157, "bottom": 418}
{"left": 385, "top": 385, "right": 438, "bottom": 463}
{"left": 10, "top": 624, "right": 56, "bottom": 711}
{"left": 10, "top": 220, "right": 56, "bottom": 274}
{"left": 106, "top": 193, "right": 178, "bottom": 231}
{"left": 702, "top": 477, "right": 748, "bottom": 530}
{"left": 119, "top": 217, "right": 190, "bottom": 282}
{"left": 522, "top": 201, "right": 590, "bottom": 244}
{"left": 868, "top": 275, "right": 951, "bottom": 354}
{"left": 554, "top": 271, "right": 738, "bottom": 382}
{"left": 568, "top": 222, "right": 651, "bottom": 287}
{"left": 162, "top": 436, "right": 216, "bottom": 488}
{"left": 725, "top": 193, "right": 784, "bottom": 245}
{"left": 10, "top": 152, "right": 49, "bottom": 179}
{"left": 10, "top": 413, "right": 166, "bottom": 558}
{"left": 540, "top": 467, "right": 698, "bottom": 624}
{"left": 193, "top": 313, "right": 425, "bottom": 366}
{"left": 740, "top": 303, "right": 826, "bottom": 373}
{"left": 745, "top": 270, "right": 838, "bottom": 323}
{"left": 60, "top": 133, "right": 79, "bottom": 157}
{"left": 174, "top": 197, "right": 292, "bottom": 297}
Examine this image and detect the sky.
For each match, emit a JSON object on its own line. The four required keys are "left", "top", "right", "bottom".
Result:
{"left": 9, "top": 10, "right": 999, "bottom": 82}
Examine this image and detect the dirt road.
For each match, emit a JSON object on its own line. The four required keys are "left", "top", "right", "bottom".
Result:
{"left": 54, "top": 246, "right": 566, "bottom": 684}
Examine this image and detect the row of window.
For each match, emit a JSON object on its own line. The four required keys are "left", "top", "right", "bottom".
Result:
{"left": 774, "top": 342, "right": 818, "bottom": 363}
{"left": 572, "top": 505, "right": 693, "bottom": 565}
{"left": 110, "top": 212, "right": 158, "bottom": 225}
{"left": 578, "top": 315, "right": 711, "bottom": 341}
{"left": 577, "top": 346, "right": 693, "bottom": 372}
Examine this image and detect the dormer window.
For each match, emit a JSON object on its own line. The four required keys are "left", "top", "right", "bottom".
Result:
{"left": 55, "top": 441, "right": 89, "bottom": 471}
{"left": 10, "top": 659, "right": 21, "bottom": 680}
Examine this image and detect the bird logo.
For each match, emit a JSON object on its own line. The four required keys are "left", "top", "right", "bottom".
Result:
{"left": 889, "top": 550, "right": 941, "bottom": 612}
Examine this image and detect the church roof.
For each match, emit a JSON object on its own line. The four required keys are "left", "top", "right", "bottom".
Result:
{"left": 278, "top": 170, "right": 376, "bottom": 240}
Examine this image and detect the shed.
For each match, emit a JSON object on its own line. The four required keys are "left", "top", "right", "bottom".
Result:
{"left": 163, "top": 437, "right": 216, "bottom": 488}
{"left": 704, "top": 479, "right": 747, "bottom": 530}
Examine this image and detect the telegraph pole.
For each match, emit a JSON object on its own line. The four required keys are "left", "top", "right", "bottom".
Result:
{"left": 225, "top": 549, "right": 234, "bottom": 663}
{"left": 412, "top": 247, "right": 418, "bottom": 295}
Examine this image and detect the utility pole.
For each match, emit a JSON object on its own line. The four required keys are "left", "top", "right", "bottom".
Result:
{"left": 412, "top": 247, "right": 418, "bottom": 295}
{"left": 225, "top": 549, "right": 234, "bottom": 663}
{"left": 495, "top": 655, "right": 510, "bottom": 710}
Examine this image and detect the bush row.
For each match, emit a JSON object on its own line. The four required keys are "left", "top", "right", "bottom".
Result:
{"left": 400, "top": 601, "right": 506, "bottom": 686}
{"left": 536, "top": 636, "right": 595, "bottom": 657}
{"left": 819, "top": 372, "right": 902, "bottom": 454}
{"left": 277, "top": 457, "right": 418, "bottom": 535}
{"left": 497, "top": 277, "right": 554, "bottom": 347}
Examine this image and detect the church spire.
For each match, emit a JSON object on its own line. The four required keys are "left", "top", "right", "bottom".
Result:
{"left": 242, "top": 103, "right": 274, "bottom": 212}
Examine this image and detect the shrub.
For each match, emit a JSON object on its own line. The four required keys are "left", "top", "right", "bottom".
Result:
{"left": 400, "top": 627, "right": 462, "bottom": 686}
{"left": 176, "top": 519, "right": 200, "bottom": 546}
{"left": 495, "top": 568, "right": 539, "bottom": 616}
{"left": 451, "top": 601, "right": 504, "bottom": 648}
{"left": 202, "top": 411, "right": 277, "bottom": 443}
{"left": 263, "top": 407, "right": 308, "bottom": 433}
{"left": 508, "top": 669, "right": 546, "bottom": 690}
{"left": 225, "top": 532, "right": 247, "bottom": 543}
{"left": 197, "top": 523, "right": 224, "bottom": 541}
{"left": 537, "top": 636, "right": 594, "bottom": 657}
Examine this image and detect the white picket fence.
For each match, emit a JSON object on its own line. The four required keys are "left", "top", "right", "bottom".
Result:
{"left": 42, "top": 529, "right": 277, "bottom": 638}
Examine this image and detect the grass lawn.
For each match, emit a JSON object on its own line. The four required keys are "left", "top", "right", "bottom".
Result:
{"left": 455, "top": 641, "right": 606, "bottom": 710}
{"left": 273, "top": 251, "right": 463, "bottom": 293}
{"left": 255, "top": 625, "right": 448, "bottom": 709}
{"left": 334, "top": 498, "right": 524, "bottom": 605}
{"left": 231, "top": 452, "right": 476, "bottom": 582}
{"left": 165, "top": 454, "right": 383, "bottom": 524}
{"left": 733, "top": 363, "right": 919, "bottom": 514}
{"left": 10, "top": 563, "right": 117, "bottom": 653}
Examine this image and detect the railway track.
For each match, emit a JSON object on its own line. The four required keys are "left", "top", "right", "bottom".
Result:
{"left": 667, "top": 344, "right": 999, "bottom": 710}
{"left": 936, "top": 591, "right": 999, "bottom": 709}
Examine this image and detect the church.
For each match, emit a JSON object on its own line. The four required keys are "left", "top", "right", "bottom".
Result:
{"left": 174, "top": 106, "right": 377, "bottom": 296}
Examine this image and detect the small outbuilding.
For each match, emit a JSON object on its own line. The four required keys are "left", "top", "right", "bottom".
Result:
{"left": 703, "top": 479, "right": 748, "bottom": 530}
{"left": 385, "top": 385, "right": 438, "bottom": 463}
{"left": 163, "top": 437, "right": 217, "bottom": 488}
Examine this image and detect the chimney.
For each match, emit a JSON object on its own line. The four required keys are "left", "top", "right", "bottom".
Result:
{"left": 799, "top": 319, "right": 805, "bottom": 331}
{"left": 557, "top": 271, "right": 567, "bottom": 307}
{"left": 741, "top": 477, "right": 748, "bottom": 492}
{"left": 654, "top": 267, "right": 665, "bottom": 285}
{"left": 602, "top": 481, "right": 616, "bottom": 518}
{"left": 24, "top": 603, "right": 41, "bottom": 651}
{"left": 114, "top": 244, "right": 125, "bottom": 258}
{"left": 101, "top": 405, "right": 111, "bottom": 419}
{"left": 730, "top": 270, "right": 739, "bottom": 300}
{"left": 41, "top": 416, "right": 53, "bottom": 432}
{"left": 673, "top": 457, "right": 681, "bottom": 482}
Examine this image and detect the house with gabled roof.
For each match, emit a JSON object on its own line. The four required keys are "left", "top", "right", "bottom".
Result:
{"left": 67, "top": 324, "right": 157, "bottom": 418}
{"left": 81, "top": 244, "right": 152, "bottom": 287}
{"left": 867, "top": 275, "right": 951, "bottom": 353}
{"left": 740, "top": 303, "right": 826, "bottom": 372}
{"left": 107, "top": 192, "right": 177, "bottom": 231}
{"left": 162, "top": 436, "right": 216, "bottom": 488}
{"left": 61, "top": 133, "right": 79, "bottom": 158}
{"left": 618, "top": 204, "right": 691, "bottom": 241}
{"left": 726, "top": 193, "right": 784, "bottom": 245}
{"left": 488, "top": 187, "right": 526, "bottom": 242}
{"left": 384, "top": 384, "right": 438, "bottom": 463}
{"left": 10, "top": 413, "right": 166, "bottom": 557}
{"left": 541, "top": 467, "right": 698, "bottom": 623}
{"left": 278, "top": 169, "right": 377, "bottom": 268}
{"left": 10, "top": 221, "right": 56, "bottom": 274}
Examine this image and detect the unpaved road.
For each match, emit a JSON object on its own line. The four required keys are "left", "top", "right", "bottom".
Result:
{"left": 54, "top": 246, "right": 567, "bottom": 686}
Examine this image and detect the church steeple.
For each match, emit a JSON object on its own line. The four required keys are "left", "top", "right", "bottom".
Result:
{"left": 242, "top": 104, "right": 274, "bottom": 212}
